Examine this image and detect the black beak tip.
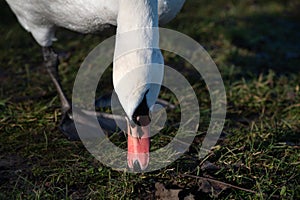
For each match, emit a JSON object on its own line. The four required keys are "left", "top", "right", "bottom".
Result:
{"left": 133, "top": 160, "right": 142, "bottom": 172}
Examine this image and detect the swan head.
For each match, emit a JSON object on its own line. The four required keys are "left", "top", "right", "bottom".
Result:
{"left": 113, "top": 49, "right": 164, "bottom": 171}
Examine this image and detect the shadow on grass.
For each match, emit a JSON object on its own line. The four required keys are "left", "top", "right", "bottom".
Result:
{"left": 168, "top": 0, "right": 300, "bottom": 77}
{"left": 0, "top": 1, "right": 16, "bottom": 27}
{"left": 226, "top": 13, "right": 300, "bottom": 75}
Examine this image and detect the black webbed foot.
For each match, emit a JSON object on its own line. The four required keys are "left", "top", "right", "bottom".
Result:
{"left": 58, "top": 108, "right": 127, "bottom": 141}
{"left": 59, "top": 111, "right": 80, "bottom": 141}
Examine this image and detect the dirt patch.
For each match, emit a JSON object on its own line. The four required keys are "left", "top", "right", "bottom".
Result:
{"left": 0, "top": 69, "right": 9, "bottom": 83}
{"left": 0, "top": 154, "right": 29, "bottom": 185}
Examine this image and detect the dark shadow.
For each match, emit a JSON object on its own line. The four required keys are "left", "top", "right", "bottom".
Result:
{"left": 166, "top": 0, "right": 300, "bottom": 77}
{"left": 225, "top": 13, "right": 300, "bottom": 75}
{"left": 0, "top": 1, "right": 16, "bottom": 27}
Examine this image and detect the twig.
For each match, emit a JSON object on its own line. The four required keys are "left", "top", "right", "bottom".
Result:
{"left": 180, "top": 173, "right": 257, "bottom": 194}
{"left": 179, "top": 173, "right": 280, "bottom": 198}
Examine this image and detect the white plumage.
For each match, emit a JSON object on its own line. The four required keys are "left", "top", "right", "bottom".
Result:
{"left": 6, "top": 0, "right": 185, "bottom": 46}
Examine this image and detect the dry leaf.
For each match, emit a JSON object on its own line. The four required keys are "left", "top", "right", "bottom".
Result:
{"left": 155, "top": 182, "right": 181, "bottom": 200}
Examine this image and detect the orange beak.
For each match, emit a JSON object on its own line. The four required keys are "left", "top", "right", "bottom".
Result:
{"left": 127, "top": 116, "right": 150, "bottom": 171}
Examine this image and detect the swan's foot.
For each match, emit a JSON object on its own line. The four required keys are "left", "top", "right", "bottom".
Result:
{"left": 59, "top": 108, "right": 127, "bottom": 141}
{"left": 59, "top": 111, "right": 80, "bottom": 141}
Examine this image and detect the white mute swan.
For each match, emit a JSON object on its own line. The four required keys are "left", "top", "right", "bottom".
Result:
{"left": 5, "top": 0, "right": 185, "bottom": 171}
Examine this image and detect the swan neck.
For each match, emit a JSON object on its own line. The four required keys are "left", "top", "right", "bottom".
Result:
{"left": 117, "top": 0, "right": 159, "bottom": 32}
{"left": 114, "top": 0, "right": 160, "bottom": 59}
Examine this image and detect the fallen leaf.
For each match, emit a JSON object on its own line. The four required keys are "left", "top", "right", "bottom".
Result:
{"left": 200, "top": 161, "right": 220, "bottom": 171}
{"left": 155, "top": 182, "right": 181, "bottom": 200}
{"left": 199, "top": 178, "right": 228, "bottom": 198}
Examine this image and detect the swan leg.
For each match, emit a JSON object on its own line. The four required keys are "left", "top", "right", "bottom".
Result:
{"left": 42, "top": 47, "right": 70, "bottom": 113}
{"left": 42, "top": 47, "right": 80, "bottom": 140}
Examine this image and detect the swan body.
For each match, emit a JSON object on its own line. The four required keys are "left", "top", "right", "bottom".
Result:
{"left": 6, "top": 0, "right": 185, "bottom": 46}
{"left": 6, "top": 0, "right": 185, "bottom": 171}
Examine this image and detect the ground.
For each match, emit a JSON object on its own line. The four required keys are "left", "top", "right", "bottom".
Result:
{"left": 0, "top": 0, "right": 299, "bottom": 199}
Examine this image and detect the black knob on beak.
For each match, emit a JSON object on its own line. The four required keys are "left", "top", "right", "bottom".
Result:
{"left": 133, "top": 160, "right": 142, "bottom": 172}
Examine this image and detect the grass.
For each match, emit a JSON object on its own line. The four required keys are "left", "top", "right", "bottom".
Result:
{"left": 0, "top": 0, "right": 299, "bottom": 199}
